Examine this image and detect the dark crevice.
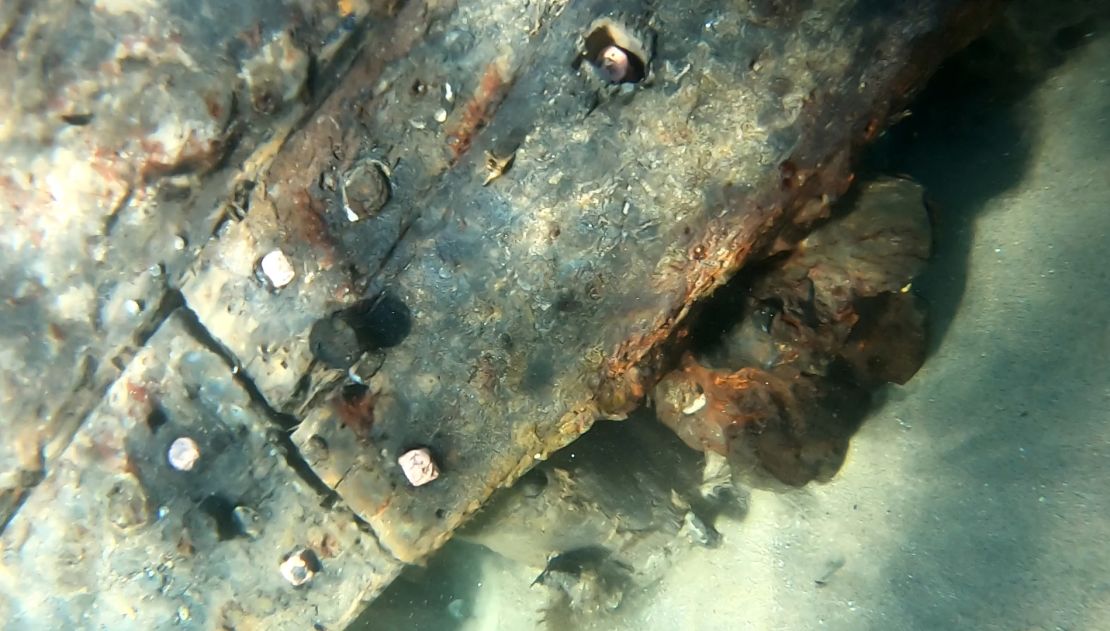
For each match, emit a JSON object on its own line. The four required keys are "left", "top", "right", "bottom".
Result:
{"left": 146, "top": 403, "right": 169, "bottom": 434}
{"left": 1, "top": 282, "right": 184, "bottom": 535}
{"left": 133, "top": 286, "right": 184, "bottom": 347}
{"left": 169, "top": 291, "right": 341, "bottom": 504}
{"left": 0, "top": 356, "right": 103, "bottom": 534}
{"left": 61, "top": 112, "right": 92, "bottom": 126}
{"left": 347, "top": 509, "right": 404, "bottom": 562}
{"left": 276, "top": 13, "right": 376, "bottom": 161}
{"left": 355, "top": 212, "right": 418, "bottom": 297}
{"left": 101, "top": 184, "right": 136, "bottom": 238}
{"left": 199, "top": 493, "right": 241, "bottom": 541}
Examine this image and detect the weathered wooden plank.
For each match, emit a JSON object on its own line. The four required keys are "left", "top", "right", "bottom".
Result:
{"left": 183, "top": 0, "right": 996, "bottom": 564}
{"left": 0, "top": 0, "right": 391, "bottom": 529}
{"left": 0, "top": 314, "right": 400, "bottom": 630}
{"left": 0, "top": 0, "right": 1000, "bottom": 627}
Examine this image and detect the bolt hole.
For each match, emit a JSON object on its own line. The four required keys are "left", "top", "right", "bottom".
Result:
{"left": 199, "top": 494, "right": 241, "bottom": 541}
{"left": 146, "top": 404, "right": 169, "bottom": 434}
{"left": 582, "top": 22, "right": 650, "bottom": 84}
{"left": 519, "top": 468, "right": 549, "bottom": 498}
{"left": 310, "top": 292, "right": 413, "bottom": 369}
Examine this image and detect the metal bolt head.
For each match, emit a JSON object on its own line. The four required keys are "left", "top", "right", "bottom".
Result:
{"left": 167, "top": 437, "right": 200, "bottom": 471}
{"left": 398, "top": 448, "right": 439, "bottom": 486}
{"left": 598, "top": 45, "right": 631, "bottom": 83}
{"left": 259, "top": 249, "right": 295, "bottom": 289}
{"left": 280, "top": 548, "right": 319, "bottom": 586}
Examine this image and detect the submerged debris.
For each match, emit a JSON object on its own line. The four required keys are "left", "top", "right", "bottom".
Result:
{"left": 678, "top": 510, "right": 720, "bottom": 547}
{"left": 656, "top": 177, "right": 932, "bottom": 485}
{"left": 0, "top": 0, "right": 1003, "bottom": 626}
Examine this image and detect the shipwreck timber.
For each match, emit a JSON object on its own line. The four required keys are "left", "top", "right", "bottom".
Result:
{"left": 0, "top": 0, "right": 998, "bottom": 628}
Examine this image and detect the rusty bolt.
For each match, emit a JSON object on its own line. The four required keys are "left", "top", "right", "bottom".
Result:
{"left": 167, "top": 437, "right": 200, "bottom": 471}
{"left": 280, "top": 548, "right": 319, "bottom": 586}
{"left": 399, "top": 448, "right": 439, "bottom": 486}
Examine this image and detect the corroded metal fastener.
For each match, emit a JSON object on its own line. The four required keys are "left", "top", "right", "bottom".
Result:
{"left": 398, "top": 448, "right": 439, "bottom": 486}
{"left": 280, "top": 548, "right": 319, "bottom": 586}
{"left": 598, "top": 45, "right": 631, "bottom": 83}
{"left": 259, "top": 249, "right": 295, "bottom": 289}
{"left": 167, "top": 436, "right": 200, "bottom": 471}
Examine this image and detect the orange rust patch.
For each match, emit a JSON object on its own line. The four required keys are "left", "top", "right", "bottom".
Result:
{"left": 333, "top": 386, "right": 376, "bottom": 440}
{"left": 446, "top": 60, "right": 511, "bottom": 161}
{"left": 682, "top": 356, "right": 798, "bottom": 433}
{"left": 288, "top": 188, "right": 336, "bottom": 268}
{"left": 369, "top": 495, "right": 393, "bottom": 518}
{"left": 126, "top": 380, "right": 149, "bottom": 404}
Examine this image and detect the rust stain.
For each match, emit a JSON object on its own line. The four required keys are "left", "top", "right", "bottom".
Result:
{"left": 446, "top": 60, "right": 512, "bottom": 161}
{"left": 121, "top": 452, "right": 142, "bottom": 477}
{"left": 255, "top": 1, "right": 433, "bottom": 276}
{"left": 682, "top": 356, "right": 800, "bottom": 449}
{"left": 316, "top": 532, "right": 341, "bottom": 558}
{"left": 287, "top": 188, "right": 336, "bottom": 268}
{"left": 598, "top": 141, "right": 856, "bottom": 417}
{"left": 204, "top": 93, "right": 225, "bottom": 121}
{"left": 125, "top": 380, "right": 149, "bottom": 404}
{"left": 332, "top": 386, "right": 376, "bottom": 440}
{"left": 369, "top": 495, "right": 393, "bottom": 519}
{"left": 47, "top": 323, "right": 66, "bottom": 343}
